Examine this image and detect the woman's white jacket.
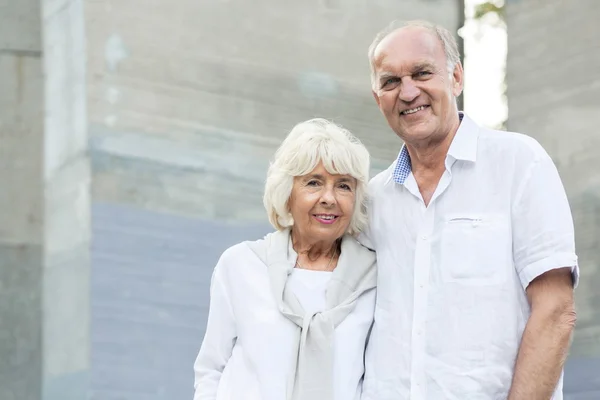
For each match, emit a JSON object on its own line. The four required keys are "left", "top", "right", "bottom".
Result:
{"left": 193, "top": 229, "right": 377, "bottom": 400}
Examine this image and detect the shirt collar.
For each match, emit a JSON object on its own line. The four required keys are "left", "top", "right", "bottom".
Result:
{"left": 388, "top": 112, "right": 479, "bottom": 185}
{"left": 390, "top": 145, "right": 412, "bottom": 185}
{"left": 447, "top": 112, "right": 479, "bottom": 163}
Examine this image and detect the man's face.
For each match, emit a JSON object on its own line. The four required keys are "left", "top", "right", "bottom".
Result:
{"left": 371, "top": 27, "right": 463, "bottom": 145}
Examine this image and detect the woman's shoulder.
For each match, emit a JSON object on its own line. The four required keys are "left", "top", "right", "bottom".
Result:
{"left": 210, "top": 242, "right": 259, "bottom": 289}
{"left": 217, "top": 241, "right": 257, "bottom": 268}
{"left": 214, "top": 232, "right": 276, "bottom": 274}
{"left": 217, "top": 241, "right": 246, "bottom": 259}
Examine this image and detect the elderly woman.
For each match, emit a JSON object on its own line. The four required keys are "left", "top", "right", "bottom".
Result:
{"left": 193, "top": 118, "right": 376, "bottom": 400}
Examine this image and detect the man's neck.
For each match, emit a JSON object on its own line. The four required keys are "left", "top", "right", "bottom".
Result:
{"left": 403, "top": 115, "right": 461, "bottom": 206}
{"left": 406, "top": 116, "right": 461, "bottom": 173}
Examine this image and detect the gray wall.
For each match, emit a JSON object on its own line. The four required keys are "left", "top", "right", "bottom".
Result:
{"left": 91, "top": 203, "right": 270, "bottom": 399}
{"left": 0, "top": 0, "right": 45, "bottom": 397}
{"left": 86, "top": 0, "right": 463, "bottom": 217}
{"left": 506, "top": 0, "right": 600, "bottom": 397}
{"left": 0, "top": 0, "right": 90, "bottom": 398}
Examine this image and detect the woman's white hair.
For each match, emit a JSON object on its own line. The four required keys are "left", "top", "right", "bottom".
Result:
{"left": 264, "top": 118, "right": 370, "bottom": 236}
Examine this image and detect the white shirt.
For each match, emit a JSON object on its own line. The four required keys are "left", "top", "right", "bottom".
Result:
{"left": 361, "top": 113, "right": 579, "bottom": 400}
{"left": 287, "top": 269, "right": 332, "bottom": 315}
{"left": 193, "top": 242, "right": 376, "bottom": 400}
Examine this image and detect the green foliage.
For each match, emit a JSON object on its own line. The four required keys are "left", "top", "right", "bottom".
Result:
{"left": 474, "top": 1, "right": 505, "bottom": 21}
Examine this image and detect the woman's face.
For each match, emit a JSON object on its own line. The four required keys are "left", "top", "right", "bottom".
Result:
{"left": 288, "top": 162, "right": 357, "bottom": 244}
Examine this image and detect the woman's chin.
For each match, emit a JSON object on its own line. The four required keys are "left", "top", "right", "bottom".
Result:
{"left": 307, "top": 227, "right": 346, "bottom": 242}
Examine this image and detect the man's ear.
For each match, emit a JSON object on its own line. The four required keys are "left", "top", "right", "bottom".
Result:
{"left": 452, "top": 62, "right": 464, "bottom": 98}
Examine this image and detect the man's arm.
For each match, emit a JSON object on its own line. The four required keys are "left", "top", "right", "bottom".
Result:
{"left": 507, "top": 267, "right": 577, "bottom": 400}
{"left": 509, "top": 140, "right": 579, "bottom": 399}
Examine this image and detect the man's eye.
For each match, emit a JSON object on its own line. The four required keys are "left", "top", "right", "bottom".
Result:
{"left": 382, "top": 77, "right": 400, "bottom": 88}
{"left": 415, "top": 71, "right": 432, "bottom": 78}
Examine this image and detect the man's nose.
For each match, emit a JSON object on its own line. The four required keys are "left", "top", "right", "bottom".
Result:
{"left": 398, "top": 79, "right": 420, "bottom": 103}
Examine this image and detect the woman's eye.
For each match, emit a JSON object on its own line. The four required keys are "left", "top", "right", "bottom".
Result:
{"left": 306, "top": 180, "right": 319, "bottom": 186}
{"left": 339, "top": 183, "right": 352, "bottom": 191}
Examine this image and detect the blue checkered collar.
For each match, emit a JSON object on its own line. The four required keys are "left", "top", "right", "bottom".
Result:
{"left": 391, "top": 145, "right": 412, "bottom": 185}
{"left": 390, "top": 112, "right": 479, "bottom": 185}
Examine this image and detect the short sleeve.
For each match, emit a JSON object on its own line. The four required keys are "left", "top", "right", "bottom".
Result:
{"left": 512, "top": 151, "right": 579, "bottom": 290}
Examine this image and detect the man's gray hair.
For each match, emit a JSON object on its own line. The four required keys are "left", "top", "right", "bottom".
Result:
{"left": 368, "top": 20, "right": 461, "bottom": 88}
{"left": 263, "top": 118, "right": 370, "bottom": 236}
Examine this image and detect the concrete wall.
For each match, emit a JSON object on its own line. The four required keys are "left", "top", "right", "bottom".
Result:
{"left": 0, "top": 0, "right": 45, "bottom": 397}
{"left": 86, "top": 0, "right": 462, "bottom": 219}
{"left": 91, "top": 202, "right": 270, "bottom": 399}
{"left": 506, "top": 0, "right": 600, "bottom": 397}
{"left": 42, "top": 0, "right": 91, "bottom": 398}
{"left": 0, "top": 0, "right": 90, "bottom": 398}
{"left": 84, "top": 1, "right": 462, "bottom": 398}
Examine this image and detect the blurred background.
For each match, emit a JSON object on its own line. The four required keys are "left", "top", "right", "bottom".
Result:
{"left": 1, "top": 0, "right": 598, "bottom": 399}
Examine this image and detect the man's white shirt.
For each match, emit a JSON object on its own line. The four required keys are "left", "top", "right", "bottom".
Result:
{"left": 361, "top": 113, "right": 579, "bottom": 400}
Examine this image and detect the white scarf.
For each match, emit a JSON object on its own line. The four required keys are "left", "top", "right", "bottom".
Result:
{"left": 246, "top": 229, "right": 377, "bottom": 400}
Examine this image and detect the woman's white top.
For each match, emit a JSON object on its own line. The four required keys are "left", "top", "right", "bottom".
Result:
{"left": 193, "top": 242, "right": 376, "bottom": 400}
{"left": 287, "top": 268, "right": 331, "bottom": 315}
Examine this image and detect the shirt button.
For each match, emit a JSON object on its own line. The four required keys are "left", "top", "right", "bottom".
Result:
{"left": 421, "top": 235, "right": 428, "bottom": 241}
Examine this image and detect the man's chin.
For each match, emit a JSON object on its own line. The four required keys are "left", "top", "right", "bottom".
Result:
{"left": 395, "top": 123, "right": 435, "bottom": 142}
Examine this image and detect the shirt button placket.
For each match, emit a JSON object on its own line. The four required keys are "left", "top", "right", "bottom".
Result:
{"left": 410, "top": 204, "right": 435, "bottom": 399}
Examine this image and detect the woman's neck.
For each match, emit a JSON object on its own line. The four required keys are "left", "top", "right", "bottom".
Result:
{"left": 291, "top": 230, "right": 340, "bottom": 270}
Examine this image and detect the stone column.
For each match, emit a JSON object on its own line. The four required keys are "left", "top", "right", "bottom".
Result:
{"left": 0, "top": 0, "right": 45, "bottom": 398}
{"left": 506, "top": 0, "right": 600, "bottom": 359}
{"left": 0, "top": 0, "right": 90, "bottom": 398}
{"left": 42, "top": 0, "right": 90, "bottom": 398}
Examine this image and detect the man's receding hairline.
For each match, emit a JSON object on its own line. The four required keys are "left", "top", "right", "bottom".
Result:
{"left": 372, "top": 26, "right": 446, "bottom": 70}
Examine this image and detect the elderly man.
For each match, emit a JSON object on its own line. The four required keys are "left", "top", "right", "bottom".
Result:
{"left": 361, "top": 20, "right": 579, "bottom": 399}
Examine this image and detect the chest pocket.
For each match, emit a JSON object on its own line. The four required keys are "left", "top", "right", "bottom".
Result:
{"left": 440, "top": 214, "right": 511, "bottom": 285}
